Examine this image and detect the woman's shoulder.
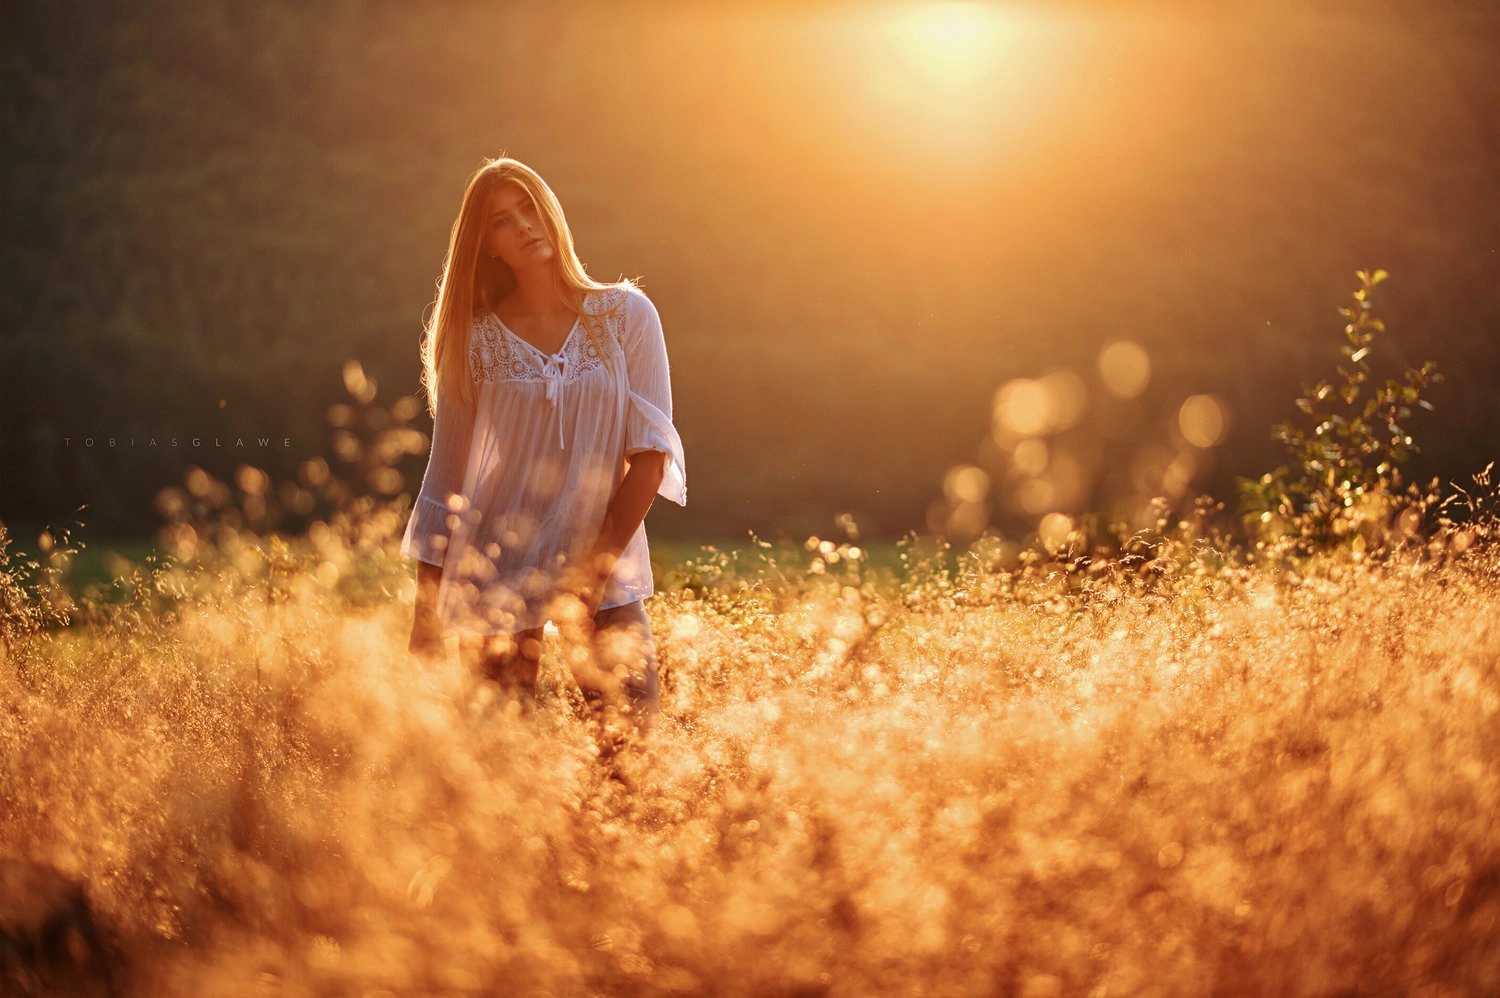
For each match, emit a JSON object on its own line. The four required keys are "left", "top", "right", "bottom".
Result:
{"left": 608, "top": 284, "right": 660, "bottom": 329}
{"left": 469, "top": 309, "right": 499, "bottom": 336}
{"left": 581, "top": 284, "right": 658, "bottom": 345}
{"left": 581, "top": 283, "right": 640, "bottom": 317}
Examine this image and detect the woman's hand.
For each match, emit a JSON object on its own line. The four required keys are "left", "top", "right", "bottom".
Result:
{"left": 555, "top": 547, "right": 616, "bottom": 621}
{"left": 409, "top": 562, "right": 447, "bottom": 663}
{"left": 408, "top": 602, "right": 446, "bottom": 664}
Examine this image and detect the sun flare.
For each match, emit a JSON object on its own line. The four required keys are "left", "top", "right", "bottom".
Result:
{"left": 893, "top": 1, "right": 1011, "bottom": 85}
{"left": 811, "top": 1, "right": 1074, "bottom": 171}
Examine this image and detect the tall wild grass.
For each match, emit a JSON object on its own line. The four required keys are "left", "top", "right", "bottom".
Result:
{"left": 2, "top": 273, "right": 1497, "bottom": 996}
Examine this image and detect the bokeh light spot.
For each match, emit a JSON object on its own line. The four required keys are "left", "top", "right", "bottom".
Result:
{"left": 1038, "top": 511, "right": 1074, "bottom": 553}
{"left": 944, "top": 465, "right": 991, "bottom": 504}
{"left": 1178, "top": 394, "right": 1229, "bottom": 448}
{"left": 1098, "top": 341, "right": 1151, "bottom": 399}
{"left": 994, "top": 378, "right": 1055, "bottom": 436}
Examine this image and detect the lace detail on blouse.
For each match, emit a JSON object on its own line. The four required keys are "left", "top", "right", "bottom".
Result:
{"left": 469, "top": 287, "right": 631, "bottom": 386}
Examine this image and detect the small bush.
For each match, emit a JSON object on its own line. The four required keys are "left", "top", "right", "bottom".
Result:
{"left": 1238, "top": 269, "right": 1444, "bottom": 561}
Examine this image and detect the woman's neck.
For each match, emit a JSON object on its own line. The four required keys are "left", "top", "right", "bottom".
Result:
{"left": 504, "top": 270, "right": 577, "bottom": 317}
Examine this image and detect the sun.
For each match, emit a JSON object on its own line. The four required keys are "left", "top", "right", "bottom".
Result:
{"left": 809, "top": 1, "right": 1071, "bottom": 169}
{"left": 893, "top": 1, "right": 1011, "bottom": 85}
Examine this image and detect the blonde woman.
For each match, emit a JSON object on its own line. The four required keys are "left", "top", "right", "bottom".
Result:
{"left": 402, "top": 156, "right": 686, "bottom": 753}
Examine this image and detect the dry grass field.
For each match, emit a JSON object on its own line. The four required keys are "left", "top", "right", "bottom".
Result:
{"left": 3, "top": 497, "right": 1497, "bottom": 996}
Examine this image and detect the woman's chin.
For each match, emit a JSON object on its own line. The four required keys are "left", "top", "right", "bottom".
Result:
{"left": 509, "top": 250, "right": 553, "bottom": 272}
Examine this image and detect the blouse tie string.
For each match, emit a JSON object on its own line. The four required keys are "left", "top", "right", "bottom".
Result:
{"left": 539, "top": 353, "right": 569, "bottom": 450}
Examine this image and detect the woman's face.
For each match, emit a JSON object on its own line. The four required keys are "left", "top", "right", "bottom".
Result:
{"left": 483, "top": 182, "right": 554, "bottom": 272}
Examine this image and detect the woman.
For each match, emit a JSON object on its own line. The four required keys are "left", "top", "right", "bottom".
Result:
{"left": 402, "top": 156, "right": 686, "bottom": 750}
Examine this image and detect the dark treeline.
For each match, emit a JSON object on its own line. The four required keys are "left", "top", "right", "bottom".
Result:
{"left": 2, "top": 0, "right": 1497, "bottom": 543}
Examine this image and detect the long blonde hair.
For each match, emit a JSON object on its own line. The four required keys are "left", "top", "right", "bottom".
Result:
{"left": 418, "top": 156, "right": 637, "bottom": 417}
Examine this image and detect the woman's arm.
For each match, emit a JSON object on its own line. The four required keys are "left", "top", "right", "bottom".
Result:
{"left": 402, "top": 380, "right": 478, "bottom": 568}
{"left": 416, "top": 560, "right": 444, "bottom": 610}
{"left": 617, "top": 289, "right": 687, "bottom": 505}
{"left": 553, "top": 453, "right": 665, "bottom": 620}
{"left": 405, "top": 367, "right": 476, "bottom": 655}
{"left": 563, "top": 289, "right": 683, "bottom": 611}
{"left": 589, "top": 450, "right": 667, "bottom": 571}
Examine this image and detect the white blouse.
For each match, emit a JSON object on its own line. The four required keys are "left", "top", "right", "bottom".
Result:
{"left": 400, "top": 285, "right": 687, "bottom": 636}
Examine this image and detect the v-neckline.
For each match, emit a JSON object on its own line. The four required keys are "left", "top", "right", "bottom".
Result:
{"left": 494, "top": 299, "right": 586, "bottom": 362}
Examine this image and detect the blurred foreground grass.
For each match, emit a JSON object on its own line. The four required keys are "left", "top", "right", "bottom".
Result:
{"left": 2, "top": 508, "right": 1498, "bottom": 997}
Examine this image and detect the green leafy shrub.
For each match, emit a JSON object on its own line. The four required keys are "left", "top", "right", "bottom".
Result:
{"left": 1238, "top": 269, "right": 1443, "bottom": 559}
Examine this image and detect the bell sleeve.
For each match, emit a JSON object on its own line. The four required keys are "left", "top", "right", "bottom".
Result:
{"left": 401, "top": 378, "right": 477, "bottom": 565}
{"left": 621, "top": 289, "right": 687, "bottom": 506}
